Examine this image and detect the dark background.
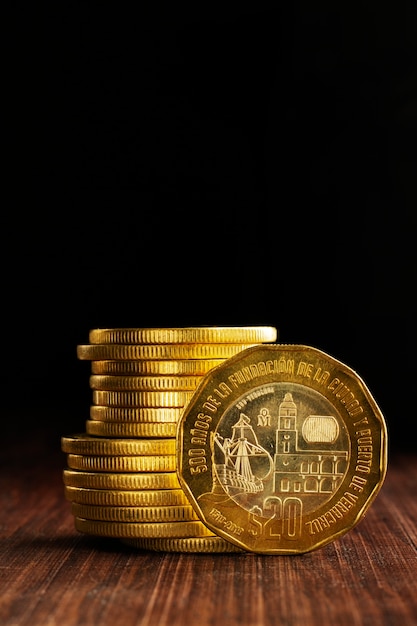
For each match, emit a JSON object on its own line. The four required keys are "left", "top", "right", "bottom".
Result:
{"left": 5, "top": 3, "right": 416, "bottom": 455}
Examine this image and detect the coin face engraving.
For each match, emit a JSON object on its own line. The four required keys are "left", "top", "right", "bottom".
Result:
{"left": 210, "top": 382, "right": 350, "bottom": 517}
{"left": 177, "top": 345, "right": 388, "bottom": 554}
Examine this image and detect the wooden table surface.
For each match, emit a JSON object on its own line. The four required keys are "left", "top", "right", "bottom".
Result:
{"left": 1, "top": 434, "right": 416, "bottom": 626}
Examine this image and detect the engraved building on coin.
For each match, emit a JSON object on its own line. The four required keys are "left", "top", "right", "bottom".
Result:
{"left": 177, "top": 345, "right": 388, "bottom": 555}
{"left": 211, "top": 388, "right": 349, "bottom": 516}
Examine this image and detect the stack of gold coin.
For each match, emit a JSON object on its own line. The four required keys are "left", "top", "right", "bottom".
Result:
{"left": 61, "top": 326, "right": 278, "bottom": 553}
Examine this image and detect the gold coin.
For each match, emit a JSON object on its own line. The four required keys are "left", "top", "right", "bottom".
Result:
{"left": 66, "top": 453, "right": 176, "bottom": 472}
{"left": 71, "top": 502, "right": 199, "bottom": 522}
{"left": 89, "top": 327, "right": 278, "bottom": 345}
{"left": 90, "top": 406, "right": 183, "bottom": 422}
{"left": 74, "top": 517, "right": 216, "bottom": 538}
{"left": 89, "top": 374, "right": 204, "bottom": 391}
{"left": 92, "top": 390, "right": 194, "bottom": 407}
{"left": 77, "top": 343, "right": 258, "bottom": 361}
{"left": 91, "top": 359, "right": 227, "bottom": 376}
{"left": 86, "top": 420, "right": 177, "bottom": 438}
{"left": 65, "top": 485, "right": 190, "bottom": 507}
{"left": 63, "top": 469, "right": 181, "bottom": 490}
{"left": 61, "top": 433, "right": 176, "bottom": 456}
{"left": 121, "top": 536, "right": 244, "bottom": 553}
{"left": 177, "top": 344, "right": 388, "bottom": 555}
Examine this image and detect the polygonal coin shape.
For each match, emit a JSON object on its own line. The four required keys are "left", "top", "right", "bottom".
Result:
{"left": 176, "top": 344, "right": 388, "bottom": 554}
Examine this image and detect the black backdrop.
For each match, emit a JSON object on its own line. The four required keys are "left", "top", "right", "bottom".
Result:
{"left": 5, "top": 3, "right": 416, "bottom": 455}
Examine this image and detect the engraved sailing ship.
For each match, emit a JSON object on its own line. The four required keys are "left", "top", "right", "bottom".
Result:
{"left": 213, "top": 413, "right": 274, "bottom": 495}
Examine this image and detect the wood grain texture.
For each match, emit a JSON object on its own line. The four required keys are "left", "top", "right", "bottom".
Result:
{"left": 1, "top": 435, "right": 416, "bottom": 626}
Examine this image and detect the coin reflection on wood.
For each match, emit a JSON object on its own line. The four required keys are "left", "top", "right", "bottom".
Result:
{"left": 176, "top": 344, "right": 388, "bottom": 555}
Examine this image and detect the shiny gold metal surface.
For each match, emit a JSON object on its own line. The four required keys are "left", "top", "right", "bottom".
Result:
{"left": 77, "top": 343, "right": 259, "bottom": 361}
{"left": 89, "top": 327, "right": 278, "bottom": 345}
{"left": 177, "top": 344, "right": 388, "bottom": 555}
{"left": 64, "top": 486, "right": 190, "bottom": 507}
{"left": 71, "top": 502, "right": 200, "bottom": 522}
{"left": 89, "top": 406, "right": 183, "bottom": 422}
{"left": 90, "top": 359, "right": 227, "bottom": 376}
{"left": 92, "top": 389, "right": 194, "bottom": 407}
{"left": 67, "top": 453, "right": 176, "bottom": 473}
{"left": 89, "top": 374, "right": 203, "bottom": 391}
{"left": 85, "top": 420, "right": 177, "bottom": 438}
{"left": 63, "top": 325, "right": 285, "bottom": 550}
{"left": 74, "top": 517, "right": 216, "bottom": 538}
{"left": 121, "top": 536, "right": 243, "bottom": 553}
{"left": 61, "top": 433, "right": 176, "bottom": 456}
{"left": 62, "top": 469, "right": 181, "bottom": 490}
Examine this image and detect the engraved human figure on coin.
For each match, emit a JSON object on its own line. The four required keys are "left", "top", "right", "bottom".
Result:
{"left": 199, "top": 382, "right": 349, "bottom": 518}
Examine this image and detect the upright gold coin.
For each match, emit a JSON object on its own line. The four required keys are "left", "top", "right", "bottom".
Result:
{"left": 91, "top": 359, "right": 227, "bottom": 376}
{"left": 61, "top": 433, "right": 176, "bottom": 456}
{"left": 89, "top": 327, "right": 278, "bottom": 345}
{"left": 90, "top": 406, "right": 183, "bottom": 422}
{"left": 77, "top": 343, "right": 258, "bottom": 361}
{"left": 66, "top": 453, "right": 176, "bottom": 472}
{"left": 86, "top": 420, "right": 177, "bottom": 438}
{"left": 74, "top": 517, "right": 216, "bottom": 538}
{"left": 71, "top": 502, "right": 200, "bottom": 522}
{"left": 92, "top": 390, "right": 194, "bottom": 407}
{"left": 121, "top": 536, "right": 244, "bottom": 553}
{"left": 89, "top": 374, "right": 204, "bottom": 391}
{"left": 63, "top": 469, "right": 181, "bottom": 490}
{"left": 177, "top": 344, "right": 388, "bottom": 555}
{"left": 64, "top": 486, "right": 190, "bottom": 507}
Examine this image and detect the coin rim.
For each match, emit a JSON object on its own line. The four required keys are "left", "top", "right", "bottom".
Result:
{"left": 88, "top": 327, "right": 278, "bottom": 345}
{"left": 77, "top": 343, "right": 261, "bottom": 361}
